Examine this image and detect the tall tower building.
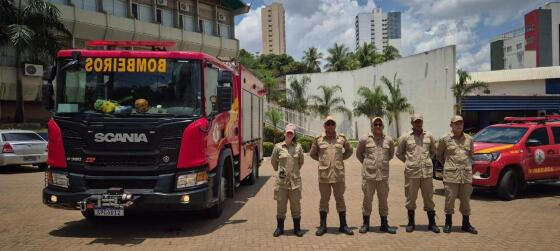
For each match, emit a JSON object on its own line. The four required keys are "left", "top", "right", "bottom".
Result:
{"left": 261, "top": 3, "right": 286, "bottom": 55}
{"left": 355, "top": 8, "right": 401, "bottom": 52}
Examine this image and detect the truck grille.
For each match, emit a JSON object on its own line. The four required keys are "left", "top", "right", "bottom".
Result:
{"left": 93, "top": 155, "right": 158, "bottom": 167}
{"left": 86, "top": 179, "right": 157, "bottom": 189}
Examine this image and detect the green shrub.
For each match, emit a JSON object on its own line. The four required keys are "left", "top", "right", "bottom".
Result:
{"left": 297, "top": 136, "right": 314, "bottom": 153}
{"left": 263, "top": 142, "right": 275, "bottom": 157}
{"left": 264, "top": 125, "right": 284, "bottom": 143}
{"left": 348, "top": 140, "right": 359, "bottom": 148}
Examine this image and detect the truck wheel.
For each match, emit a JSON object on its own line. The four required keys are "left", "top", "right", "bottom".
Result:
{"left": 246, "top": 153, "right": 259, "bottom": 185}
{"left": 81, "top": 210, "right": 96, "bottom": 220}
{"left": 497, "top": 169, "right": 520, "bottom": 201}
{"left": 207, "top": 176, "right": 225, "bottom": 218}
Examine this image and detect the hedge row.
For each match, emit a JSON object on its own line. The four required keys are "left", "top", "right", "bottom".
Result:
{"left": 262, "top": 125, "right": 315, "bottom": 157}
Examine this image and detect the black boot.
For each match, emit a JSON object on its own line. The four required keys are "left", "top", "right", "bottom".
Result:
{"left": 315, "top": 211, "right": 327, "bottom": 236}
{"left": 273, "top": 217, "right": 284, "bottom": 237}
{"left": 379, "top": 216, "right": 397, "bottom": 234}
{"left": 443, "top": 214, "right": 452, "bottom": 233}
{"left": 338, "top": 211, "right": 354, "bottom": 235}
{"left": 427, "top": 211, "right": 440, "bottom": 233}
{"left": 406, "top": 210, "right": 415, "bottom": 233}
{"left": 461, "top": 215, "right": 478, "bottom": 234}
{"left": 293, "top": 217, "right": 304, "bottom": 237}
{"left": 359, "top": 215, "right": 370, "bottom": 234}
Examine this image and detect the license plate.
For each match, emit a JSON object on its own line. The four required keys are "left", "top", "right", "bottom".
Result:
{"left": 94, "top": 207, "right": 124, "bottom": 216}
{"left": 23, "top": 156, "right": 37, "bottom": 161}
{"left": 435, "top": 172, "right": 442, "bottom": 178}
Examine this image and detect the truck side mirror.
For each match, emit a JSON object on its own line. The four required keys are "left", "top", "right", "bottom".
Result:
{"left": 525, "top": 139, "right": 541, "bottom": 147}
{"left": 42, "top": 83, "right": 54, "bottom": 110}
{"left": 216, "top": 69, "right": 233, "bottom": 113}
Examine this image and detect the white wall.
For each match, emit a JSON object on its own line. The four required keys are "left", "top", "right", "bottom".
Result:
{"left": 470, "top": 80, "right": 546, "bottom": 96}
{"left": 356, "top": 13, "right": 372, "bottom": 50}
{"left": 503, "top": 35, "right": 525, "bottom": 69}
{"left": 545, "top": 2, "right": 560, "bottom": 66}
{"left": 286, "top": 45, "right": 456, "bottom": 139}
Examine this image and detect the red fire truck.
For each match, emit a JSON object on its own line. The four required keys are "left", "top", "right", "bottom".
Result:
{"left": 42, "top": 41, "right": 265, "bottom": 218}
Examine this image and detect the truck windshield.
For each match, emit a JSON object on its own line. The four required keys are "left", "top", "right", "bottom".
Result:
{"left": 55, "top": 58, "right": 202, "bottom": 117}
{"left": 474, "top": 127, "right": 528, "bottom": 144}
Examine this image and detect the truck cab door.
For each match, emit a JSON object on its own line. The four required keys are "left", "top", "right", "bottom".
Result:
{"left": 524, "top": 127, "right": 556, "bottom": 180}
{"left": 549, "top": 126, "right": 560, "bottom": 178}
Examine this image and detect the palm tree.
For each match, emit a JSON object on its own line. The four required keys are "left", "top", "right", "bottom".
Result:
{"left": 452, "top": 69, "right": 489, "bottom": 115}
{"left": 284, "top": 76, "right": 309, "bottom": 114}
{"left": 382, "top": 45, "right": 401, "bottom": 62}
{"left": 355, "top": 43, "right": 376, "bottom": 68}
{"left": 353, "top": 85, "right": 387, "bottom": 119}
{"left": 309, "top": 85, "right": 352, "bottom": 120}
{"left": 302, "top": 47, "right": 322, "bottom": 73}
{"left": 382, "top": 74, "right": 412, "bottom": 138}
{"left": 325, "top": 43, "right": 350, "bottom": 72}
{"left": 265, "top": 108, "right": 283, "bottom": 143}
{"left": 0, "top": 0, "right": 71, "bottom": 123}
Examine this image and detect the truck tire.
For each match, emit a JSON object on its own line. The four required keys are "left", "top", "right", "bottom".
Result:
{"left": 497, "top": 169, "right": 520, "bottom": 201}
{"left": 81, "top": 210, "right": 96, "bottom": 220}
{"left": 206, "top": 176, "right": 225, "bottom": 218}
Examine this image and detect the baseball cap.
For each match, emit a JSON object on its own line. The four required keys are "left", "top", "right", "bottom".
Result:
{"left": 324, "top": 115, "right": 336, "bottom": 124}
{"left": 450, "top": 115, "right": 464, "bottom": 123}
{"left": 411, "top": 113, "right": 423, "bottom": 122}
{"left": 285, "top": 123, "right": 296, "bottom": 133}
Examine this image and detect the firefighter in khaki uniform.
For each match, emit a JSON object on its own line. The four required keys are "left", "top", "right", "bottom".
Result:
{"left": 356, "top": 117, "right": 397, "bottom": 234}
{"left": 436, "top": 115, "right": 478, "bottom": 234}
{"left": 396, "top": 114, "right": 440, "bottom": 233}
{"left": 270, "top": 124, "right": 305, "bottom": 237}
{"left": 309, "top": 116, "right": 354, "bottom": 236}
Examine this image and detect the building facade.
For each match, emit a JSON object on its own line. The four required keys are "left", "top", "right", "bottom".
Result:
{"left": 0, "top": 0, "right": 249, "bottom": 123}
{"left": 355, "top": 8, "right": 401, "bottom": 52}
{"left": 260, "top": 3, "right": 285, "bottom": 55}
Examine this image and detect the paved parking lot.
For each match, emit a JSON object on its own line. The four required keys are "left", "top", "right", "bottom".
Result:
{"left": 1, "top": 155, "right": 560, "bottom": 251}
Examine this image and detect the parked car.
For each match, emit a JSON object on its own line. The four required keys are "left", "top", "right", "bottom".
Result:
{"left": 0, "top": 130, "right": 48, "bottom": 170}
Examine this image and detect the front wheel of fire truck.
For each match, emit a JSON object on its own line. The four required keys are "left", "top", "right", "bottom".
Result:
{"left": 207, "top": 176, "right": 226, "bottom": 218}
{"left": 497, "top": 168, "right": 520, "bottom": 201}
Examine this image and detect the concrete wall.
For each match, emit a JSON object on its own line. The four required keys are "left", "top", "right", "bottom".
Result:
{"left": 286, "top": 45, "right": 456, "bottom": 139}
{"left": 470, "top": 80, "right": 546, "bottom": 96}
{"left": 503, "top": 34, "right": 525, "bottom": 69}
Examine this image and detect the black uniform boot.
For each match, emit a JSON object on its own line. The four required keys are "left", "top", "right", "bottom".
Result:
{"left": 443, "top": 214, "right": 452, "bottom": 233}
{"left": 293, "top": 217, "right": 304, "bottom": 237}
{"left": 427, "top": 210, "right": 440, "bottom": 233}
{"left": 359, "top": 215, "right": 370, "bottom": 234}
{"left": 406, "top": 210, "right": 415, "bottom": 233}
{"left": 338, "top": 211, "right": 354, "bottom": 235}
{"left": 461, "top": 215, "right": 478, "bottom": 235}
{"left": 273, "top": 217, "right": 284, "bottom": 237}
{"left": 379, "top": 216, "right": 397, "bottom": 234}
{"left": 315, "top": 211, "right": 328, "bottom": 236}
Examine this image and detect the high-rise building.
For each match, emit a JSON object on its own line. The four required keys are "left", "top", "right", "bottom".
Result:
{"left": 355, "top": 8, "right": 401, "bottom": 52}
{"left": 261, "top": 3, "right": 286, "bottom": 55}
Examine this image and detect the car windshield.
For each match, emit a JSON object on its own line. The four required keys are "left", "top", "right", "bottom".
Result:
{"left": 55, "top": 58, "right": 202, "bottom": 117}
{"left": 2, "top": 133, "right": 44, "bottom": 142}
{"left": 474, "top": 127, "right": 528, "bottom": 144}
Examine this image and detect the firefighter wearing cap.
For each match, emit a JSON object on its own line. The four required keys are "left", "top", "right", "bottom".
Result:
{"left": 396, "top": 114, "right": 440, "bottom": 233}
{"left": 436, "top": 115, "right": 478, "bottom": 234}
{"left": 270, "top": 123, "right": 305, "bottom": 237}
{"left": 356, "top": 117, "right": 397, "bottom": 234}
{"left": 309, "top": 115, "right": 354, "bottom": 236}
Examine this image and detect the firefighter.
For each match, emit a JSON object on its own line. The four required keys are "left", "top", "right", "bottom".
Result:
{"left": 356, "top": 117, "right": 397, "bottom": 234}
{"left": 310, "top": 116, "right": 354, "bottom": 236}
{"left": 270, "top": 123, "right": 305, "bottom": 237}
{"left": 396, "top": 114, "right": 440, "bottom": 233}
{"left": 436, "top": 115, "right": 478, "bottom": 234}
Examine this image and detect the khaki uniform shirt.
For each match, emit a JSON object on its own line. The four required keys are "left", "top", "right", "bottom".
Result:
{"left": 271, "top": 142, "right": 304, "bottom": 190}
{"left": 436, "top": 132, "right": 474, "bottom": 184}
{"left": 309, "top": 133, "right": 353, "bottom": 183}
{"left": 396, "top": 130, "right": 436, "bottom": 178}
{"left": 356, "top": 133, "right": 395, "bottom": 181}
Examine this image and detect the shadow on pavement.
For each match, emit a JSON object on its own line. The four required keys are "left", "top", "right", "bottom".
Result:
{"left": 434, "top": 182, "right": 560, "bottom": 201}
{"left": 48, "top": 175, "right": 271, "bottom": 246}
{"left": 0, "top": 165, "right": 43, "bottom": 174}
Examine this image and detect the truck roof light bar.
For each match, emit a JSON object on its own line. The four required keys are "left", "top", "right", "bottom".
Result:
{"left": 86, "top": 40, "right": 176, "bottom": 51}
{"left": 504, "top": 116, "right": 560, "bottom": 124}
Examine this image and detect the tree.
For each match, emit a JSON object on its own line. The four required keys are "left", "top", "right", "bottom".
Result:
{"left": 353, "top": 85, "right": 387, "bottom": 119}
{"left": 302, "top": 47, "right": 322, "bottom": 73}
{"left": 382, "top": 45, "right": 401, "bottom": 62}
{"left": 381, "top": 74, "right": 412, "bottom": 138}
{"left": 284, "top": 76, "right": 309, "bottom": 114}
{"left": 309, "top": 85, "right": 352, "bottom": 120}
{"left": 265, "top": 108, "right": 283, "bottom": 143}
{"left": 355, "top": 43, "right": 377, "bottom": 68}
{"left": 0, "top": 0, "right": 71, "bottom": 122}
{"left": 452, "top": 69, "right": 488, "bottom": 115}
{"left": 325, "top": 43, "right": 350, "bottom": 72}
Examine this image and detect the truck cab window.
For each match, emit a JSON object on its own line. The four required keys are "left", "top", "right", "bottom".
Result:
{"left": 527, "top": 128, "right": 550, "bottom": 145}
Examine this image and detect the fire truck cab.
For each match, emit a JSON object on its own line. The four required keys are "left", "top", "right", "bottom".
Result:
{"left": 42, "top": 41, "right": 265, "bottom": 218}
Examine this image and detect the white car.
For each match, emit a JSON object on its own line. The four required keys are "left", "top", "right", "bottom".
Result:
{"left": 0, "top": 130, "right": 48, "bottom": 170}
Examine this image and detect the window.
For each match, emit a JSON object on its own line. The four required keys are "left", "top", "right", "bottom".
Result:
{"left": 506, "top": 46, "right": 512, "bottom": 52}
{"left": 132, "top": 3, "right": 153, "bottom": 22}
{"left": 74, "top": 0, "right": 98, "bottom": 11}
{"left": 205, "top": 67, "right": 218, "bottom": 115}
{"left": 200, "top": 19, "right": 214, "bottom": 35}
{"left": 156, "top": 8, "right": 173, "bottom": 27}
{"left": 103, "top": 0, "right": 126, "bottom": 17}
{"left": 553, "top": 127, "right": 560, "bottom": 144}
{"left": 180, "top": 14, "right": 195, "bottom": 32}
{"left": 516, "top": 43, "right": 522, "bottom": 50}
{"left": 527, "top": 128, "right": 550, "bottom": 145}
{"left": 2, "top": 133, "right": 44, "bottom": 142}
{"left": 219, "top": 23, "right": 230, "bottom": 38}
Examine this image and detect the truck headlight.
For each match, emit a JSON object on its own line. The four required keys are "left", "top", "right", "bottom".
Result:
{"left": 176, "top": 171, "right": 208, "bottom": 189}
{"left": 46, "top": 171, "right": 69, "bottom": 188}
{"left": 473, "top": 152, "right": 500, "bottom": 162}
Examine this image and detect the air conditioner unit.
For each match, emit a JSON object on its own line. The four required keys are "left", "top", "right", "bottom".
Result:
{"left": 179, "top": 2, "right": 189, "bottom": 12}
{"left": 156, "top": 0, "right": 167, "bottom": 6}
{"left": 218, "top": 13, "right": 226, "bottom": 22}
{"left": 24, "top": 64, "right": 43, "bottom": 77}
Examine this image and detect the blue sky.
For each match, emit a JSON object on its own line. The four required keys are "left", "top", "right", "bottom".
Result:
{"left": 235, "top": 0, "right": 550, "bottom": 71}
